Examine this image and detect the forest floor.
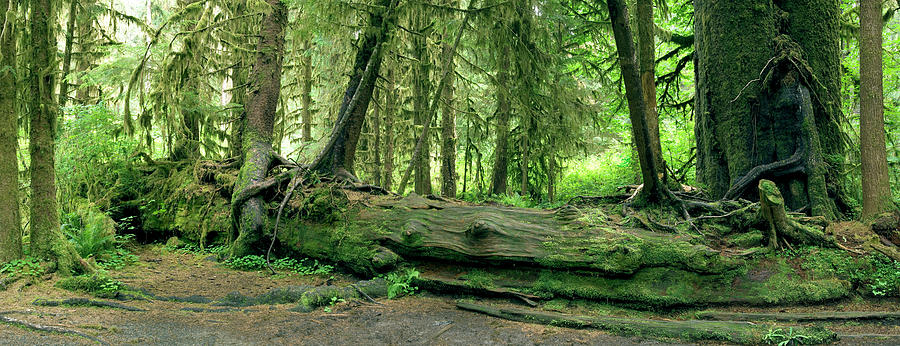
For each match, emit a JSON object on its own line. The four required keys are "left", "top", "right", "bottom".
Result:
{"left": 1, "top": 245, "right": 899, "bottom": 345}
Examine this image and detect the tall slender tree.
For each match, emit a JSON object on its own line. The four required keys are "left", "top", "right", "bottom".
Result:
{"left": 230, "top": 0, "right": 287, "bottom": 257}
{"left": 0, "top": 0, "right": 22, "bottom": 262}
{"left": 636, "top": 0, "right": 665, "bottom": 180}
{"left": 859, "top": 0, "right": 894, "bottom": 218}
{"left": 607, "top": 0, "right": 667, "bottom": 204}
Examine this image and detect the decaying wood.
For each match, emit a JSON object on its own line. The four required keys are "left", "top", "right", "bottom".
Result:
{"left": 457, "top": 302, "right": 836, "bottom": 344}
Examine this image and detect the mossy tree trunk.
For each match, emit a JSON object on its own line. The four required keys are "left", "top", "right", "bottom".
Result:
{"left": 859, "top": 0, "right": 893, "bottom": 218}
{"left": 311, "top": 0, "right": 395, "bottom": 180}
{"left": 694, "top": 0, "right": 844, "bottom": 218}
{"left": 230, "top": 0, "right": 287, "bottom": 258}
{"left": 0, "top": 0, "right": 21, "bottom": 262}
{"left": 28, "top": 0, "right": 86, "bottom": 275}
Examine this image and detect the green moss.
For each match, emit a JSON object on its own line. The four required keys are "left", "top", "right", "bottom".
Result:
{"left": 460, "top": 269, "right": 496, "bottom": 289}
{"left": 727, "top": 230, "right": 764, "bottom": 248}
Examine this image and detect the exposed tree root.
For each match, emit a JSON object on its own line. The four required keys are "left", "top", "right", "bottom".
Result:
{"left": 456, "top": 302, "right": 836, "bottom": 344}
{"left": 697, "top": 310, "right": 900, "bottom": 322}
{"left": 724, "top": 143, "right": 805, "bottom": 201}
{"left": 0, "top": 313, "right": 107, "bottom": 345}
{"left": 33, "top": 298, "right": 146, "bottom": 312}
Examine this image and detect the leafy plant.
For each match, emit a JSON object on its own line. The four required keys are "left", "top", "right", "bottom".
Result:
{"left": 323, "top": 296, "right": 345, "bottom": 312}
{"left": 62, "top": 210, "right": 116, "bottom": 259}
{"left": 0, "top": 258, "right": 45, "bottom": 278}
{"left": 764, "top": 327, "right": 810, "bottom": 346}
{"left": 382, "top": 268, "right": 420, "bottom": 299}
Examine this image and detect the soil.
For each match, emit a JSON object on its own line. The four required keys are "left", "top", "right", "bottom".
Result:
{"left": 1, "top": 245, "right": 898, "bottom": 345}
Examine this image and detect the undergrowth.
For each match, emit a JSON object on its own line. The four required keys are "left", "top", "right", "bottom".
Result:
{"left": 223, "top": 255, "right": 334, "bottom": 276}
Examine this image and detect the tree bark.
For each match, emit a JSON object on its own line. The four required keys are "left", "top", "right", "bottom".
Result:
{"left": 694, "top": 0, "right": 844, "bottom": 218}
{"left": 607, "top": 0, "right": 666, "bottom": 204}
{"left": 28, "top": 0, "right": 86, "bottom": 275}
{"left": 230, "top": 0, "right": 287, "bottom": 258}
{"left": 0, "top": 0, "right": 22, "bottom": 262}
{"left": 859, "top": 0, "right": 893, "bottom": 218}
{"left": 490, "top": 44, "right": 511, "bottom": 196}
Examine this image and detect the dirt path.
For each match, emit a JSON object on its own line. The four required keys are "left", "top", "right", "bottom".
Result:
{"left": 1, "top": 245, "right": 898, "bottom": 345}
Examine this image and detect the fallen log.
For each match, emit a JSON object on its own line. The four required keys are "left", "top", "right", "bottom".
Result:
{"left": 697, "top": 310, "right": 900, "bottom": 322}
{"left": 457, "top": 301, "right": 836, "bottom": 344}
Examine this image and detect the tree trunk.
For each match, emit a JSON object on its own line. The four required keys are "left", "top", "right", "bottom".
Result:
{"left": 636, "top": 0, "right": 665, "bottom": 180}
{"left": 371, "top": 90, "right": 382, "bottom": 186}
{"left": 382, "top": 68, "right": 396, "bottom": 191}
{"left": 440, "top": 9, "right": 458, "bottom": 198}
{"left": 311, "top": 0, "right": 394, "bottom": 179}
{"left": 28, "top": 0, "right": 86, "bottom": 275}
{"left": 694, "top": 0, "right": 844, "bottom": 218}
{"left": 0, "top": 0, "right": 21, "bottom": 262}
{"left": 412, "top": 9, "right": 433, "bottom": 195}
{"left": 301, "top": 40, "right": 314, "bottom": 142}
{"left": 230, "top": 0, "right": 286, "bottom": 258}
{"left": 859, "top": 0, "right": 893, "bottom": 218}
{"left": 490, "top": 45, "right": 511, "bottom": 196}
{"left": 74, "top": 0, "right": 97, "bottom": 104}
{"left": 607, "top": 0, "right": 666, "bottom": 204}
{"left": 229, "top": 64, "right": 248, "bottom": 159}
{"left": 58, "top": 0, "right": 77, "bottom": 107}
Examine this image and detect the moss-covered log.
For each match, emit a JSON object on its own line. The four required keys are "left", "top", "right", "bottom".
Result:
{"left": 696, "top": 310, "right": 900, "bottom": 322}
{"left": 457, "top": 302, "right": 837, "bottom": 344}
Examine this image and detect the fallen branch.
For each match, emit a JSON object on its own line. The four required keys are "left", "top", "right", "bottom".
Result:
{"left": 0, "top": 314, "right": 107, "bottom": 345}
{"left": 416, "top": 276, "right": 542, "bottom": 307}
{"left": 33, "top": 298, "right": 146, "bottom": 312}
